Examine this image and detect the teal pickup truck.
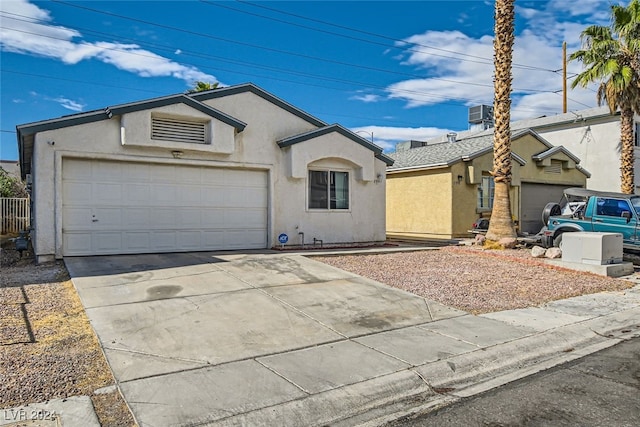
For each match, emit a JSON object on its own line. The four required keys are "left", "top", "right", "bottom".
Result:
{"left": 541, "top": 188, "right": 640, "bottom": 250}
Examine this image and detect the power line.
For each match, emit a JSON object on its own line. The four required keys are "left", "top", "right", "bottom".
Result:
{"left": 44, "top": 2, "right": 555, "bottom": 93}
{"left": 228, "top": 0, "right": 557, "bottom": 73}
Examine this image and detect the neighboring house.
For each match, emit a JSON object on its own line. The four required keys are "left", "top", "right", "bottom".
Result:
{"left": 386, "top": 129, "right": 589, "bottom": 239}
{"left": 0, "top": 160, "right": 21, "bottom": 178}
{"left": 17, "top": 83, "right": 393, "bottom": 262}
{"left": 423, "top": 106, "right": 638, "bottom": 193}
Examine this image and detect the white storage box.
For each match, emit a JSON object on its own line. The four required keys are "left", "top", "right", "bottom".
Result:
{"left": 562, "top": 232, "right": 623, "bottom": 265}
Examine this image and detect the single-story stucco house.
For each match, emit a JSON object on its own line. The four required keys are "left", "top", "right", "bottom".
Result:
{"left": 386, "top": 129, "right": 589, "bottom": 239}
{"left": 426, "top": 106, "right": 640, "bottom": 194}
{"left": 17, "top": 83, "right": 393, "bottom": 262}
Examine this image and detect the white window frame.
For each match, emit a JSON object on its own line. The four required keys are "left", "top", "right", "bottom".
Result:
{"left": 477, "top": 175, "right": 495, "bottom": 211}
{"left": 307, "top": 169, "right": 350, "bottom": 211}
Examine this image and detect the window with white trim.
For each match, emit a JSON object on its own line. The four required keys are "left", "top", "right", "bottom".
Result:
{"left": 308, "top": 170, "right": 349, "bottom": 210}
{"left": 477, "top": 176, "right": 494, "bottom": 210}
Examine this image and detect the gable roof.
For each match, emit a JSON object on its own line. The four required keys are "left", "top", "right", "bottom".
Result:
{"left": 422, "top": 106, "right": 615, "bottom": 146}
{"left": 388, "top": 130, "right": 531, "bottom": 172}
{"left": 388, "top": 128, "right": 590, "bottom": 177}
{"left": 190, "top": 83, "right": 327, "bottom": 128}
{"left": 16, "top": 83, "right": 329, "bottom": 178}
{"left": 277, "top": 123, "right": 394, "bottom": 166}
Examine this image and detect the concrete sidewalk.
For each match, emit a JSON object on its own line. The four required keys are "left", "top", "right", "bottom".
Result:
{"left": 59, "top": 249, "right": 640, "bottom": 426}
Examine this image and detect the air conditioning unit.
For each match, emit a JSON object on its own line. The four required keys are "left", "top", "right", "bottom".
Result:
{"left": 469, "top": 105, "right": 493, "bottom": 124}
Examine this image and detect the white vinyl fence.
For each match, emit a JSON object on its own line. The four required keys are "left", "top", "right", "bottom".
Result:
{"left": 1, "top": 198, "right": 30, "bottom": 234}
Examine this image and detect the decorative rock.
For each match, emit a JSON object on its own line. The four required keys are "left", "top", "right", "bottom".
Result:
{"left": 531, "top": 246, "right": 547, "bottom": 258}
{"left": 545, "top": 247, "right": 562, "bottom": 258}
{"left": 475, "top": 234, "right": 486, "bottom": 245}
{"left": 498, "top": 237, "right": 518, "bottom": 249}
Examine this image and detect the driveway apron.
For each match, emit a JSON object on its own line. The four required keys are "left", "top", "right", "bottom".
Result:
{"left": 65, "top": 251, "right": 524, "bottom": 426}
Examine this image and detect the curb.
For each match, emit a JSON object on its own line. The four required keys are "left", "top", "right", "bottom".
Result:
{"left": 212, "top": 307, "right": 640, "bottom": 426}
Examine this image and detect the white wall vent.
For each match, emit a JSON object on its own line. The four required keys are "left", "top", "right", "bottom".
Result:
{"left": 151, "top": 116, "right": 207, "bottom": 144}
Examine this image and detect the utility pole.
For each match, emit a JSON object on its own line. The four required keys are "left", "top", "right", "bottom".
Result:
{"left": 563, "top": 41, "right": 567, "bottom": 113}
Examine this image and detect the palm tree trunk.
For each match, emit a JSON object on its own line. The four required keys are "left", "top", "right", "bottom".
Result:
{"left": 620, "top": 108, "right": 636, "bottom": 194}
{"left": 486, "top": 0, "right": 517, "bottom": 241}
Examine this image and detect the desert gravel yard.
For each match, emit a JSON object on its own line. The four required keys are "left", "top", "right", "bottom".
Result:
{"left": 0, "top": 245, "right": 135, "bottom": 427}
{"left": 313, "top": 245, "right": 637, "bottom": 314}
{"left": 1, "top": 241, "right": 637, "bottom": 426}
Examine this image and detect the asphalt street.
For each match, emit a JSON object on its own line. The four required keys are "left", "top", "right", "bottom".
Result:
{"left": 389, "top": 337, "right": 640, "bottom": 427}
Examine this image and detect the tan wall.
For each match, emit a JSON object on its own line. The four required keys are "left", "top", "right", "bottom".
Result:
{"left": 386, "top": 168, "right": 452, "bottom": 239}
{"left": 451, "top": 162, "right": 480, "bottom": 237}
{"left": 514, "top": 134, "right": 586, "bottom": 185}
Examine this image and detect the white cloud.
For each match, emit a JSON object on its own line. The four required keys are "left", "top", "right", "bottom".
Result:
{"left": 350, "top": 93, "right": 380, "bottom": 103}
{"left": 352, "top": 126, "right": 452, "bottom": 152}
{"left": 383, "top": 0, "right": 613, "bottom": 123}
{"left": 50, "top": 97, "right": 85, "bottom": 112}
{"left": 0, "top": 0, "right": 217, "bottom": 85}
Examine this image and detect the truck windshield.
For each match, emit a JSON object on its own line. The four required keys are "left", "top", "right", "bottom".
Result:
{"left": 631, "top": 197, "right": 640, "bottom": 214}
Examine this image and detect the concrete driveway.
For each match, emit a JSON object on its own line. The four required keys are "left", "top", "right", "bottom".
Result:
{"left": 65, "top": 250, "right": 534, "bottom": 426}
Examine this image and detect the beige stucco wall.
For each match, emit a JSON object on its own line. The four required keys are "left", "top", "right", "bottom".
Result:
{"left": 386, "top": 168, "right": 452, "bottom": 239}
{"left": 30, "top": 90, "right": 387, "bottom": 260}
{"left": 513, "top": 134, "right": 586, "bottom": 186}
{"left": 386, "top": 133, "right": 587, "bottom": 239}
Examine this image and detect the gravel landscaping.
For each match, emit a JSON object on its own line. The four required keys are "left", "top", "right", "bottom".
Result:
{"left": 314, "top": 245, "right": 637, "bottom": 314}
{"left": 1, "top": 239, "right": 637, "bottom": 425}
{"left": 0, "top": 243, "right": 134, "bottom": 426}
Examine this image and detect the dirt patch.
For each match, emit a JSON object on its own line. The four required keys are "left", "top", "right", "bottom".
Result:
{"left": 0, "top": 246, "right": 135, "bottom": 426}
{"left": 314, "top": 245, "right": 637, "bottom": 315}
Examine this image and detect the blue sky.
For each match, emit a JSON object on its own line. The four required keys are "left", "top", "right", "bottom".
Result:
{"left": 0, "top": 0, "right": 619, "bottom": 161}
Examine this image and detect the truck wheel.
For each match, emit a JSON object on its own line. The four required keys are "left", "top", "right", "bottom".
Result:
{"left": 542, "top": 202, "right": 561, "bottom": 225}
{"left": 553, "top": 232, "right": 564, "bottom": 249}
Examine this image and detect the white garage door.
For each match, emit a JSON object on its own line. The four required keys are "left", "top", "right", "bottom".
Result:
{"left": 62, "top": 159, "right": 268, "bottom": 256}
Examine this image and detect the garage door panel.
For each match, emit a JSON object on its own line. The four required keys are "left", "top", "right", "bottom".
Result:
{"left": 125, "top": 232, "right": 152, "bottom": 251}
{"left": 521, "top": 183, "right": 569, "bottom": 235}
{"left": 177, "top": 231, "right": 203, "bottom": 250}
{"left": 154, "top": 209, "right": 177, "bottom": 226}
{"left": 94, "top": 208, "right": 122, "bottom": 227}
{"left": 152, "top": 232, "right": 178, "bottom": 249}
{"left": 95, "top": 183, "right": 123, "bottom": 204}
{"left": 123, "top": 208, "right": 151, "bottom": 227}
{"left": 224, "top": 209, "right": 267, "bottom": 227}
{"left": 178, "top": 186, "right": 202, "bottom": 204}
{"left": 127, "top": 184, "right": 151, "bottom": 203}
{"left": 62, "top": 159, "right": 268, "bottom": 256}
{"left": 178, "top": 209, "right": 202, "bottom": 227}
{"left": 151, "top": 185, "right": 178, "bottom": 203}
{"left": 66, "top": 159, "right": 92, "bottom": 178}
{"left": 151, "top": 165, "right": 177, "bottom": 183}
{"left": 64, "top": 233, "right": 92, "bottom": 254}
{"left": 63, "top": 208, "right": 92, "bottom": 228}
{"left": 94, "top": 232, "right": 122, "bottom": 252}
{"left": 93, "top": 161, "right": 122, "bottom": 180}
{"left": 63, "top": 182, "right": 93, "bottom": 203}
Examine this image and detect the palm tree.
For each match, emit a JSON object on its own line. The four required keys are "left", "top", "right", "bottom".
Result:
{"left": 570, "top": 0, "right": 640, "bottom": 194}
{"left": 485, "top": 0, "right": 517, "bottom": 242}
{"left": 612, "top": 0, "right": 640, "bottom": 75}
{"left": 187, "top": 81, "right": 219, "bottom": 93}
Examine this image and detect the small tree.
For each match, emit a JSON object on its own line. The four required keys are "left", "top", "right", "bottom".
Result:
{"left": 187, "top": 81, "right": 219, "bottom": 93}
{"left": 0, "top": 167, "right": 27, "bottom": 198}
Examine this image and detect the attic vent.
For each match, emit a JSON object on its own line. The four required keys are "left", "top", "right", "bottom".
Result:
{"left": 151, "top": 116, "right": 207, "bottom": 144}
{"left": 544, "top": 160, "right": 562, "bottom": 174}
